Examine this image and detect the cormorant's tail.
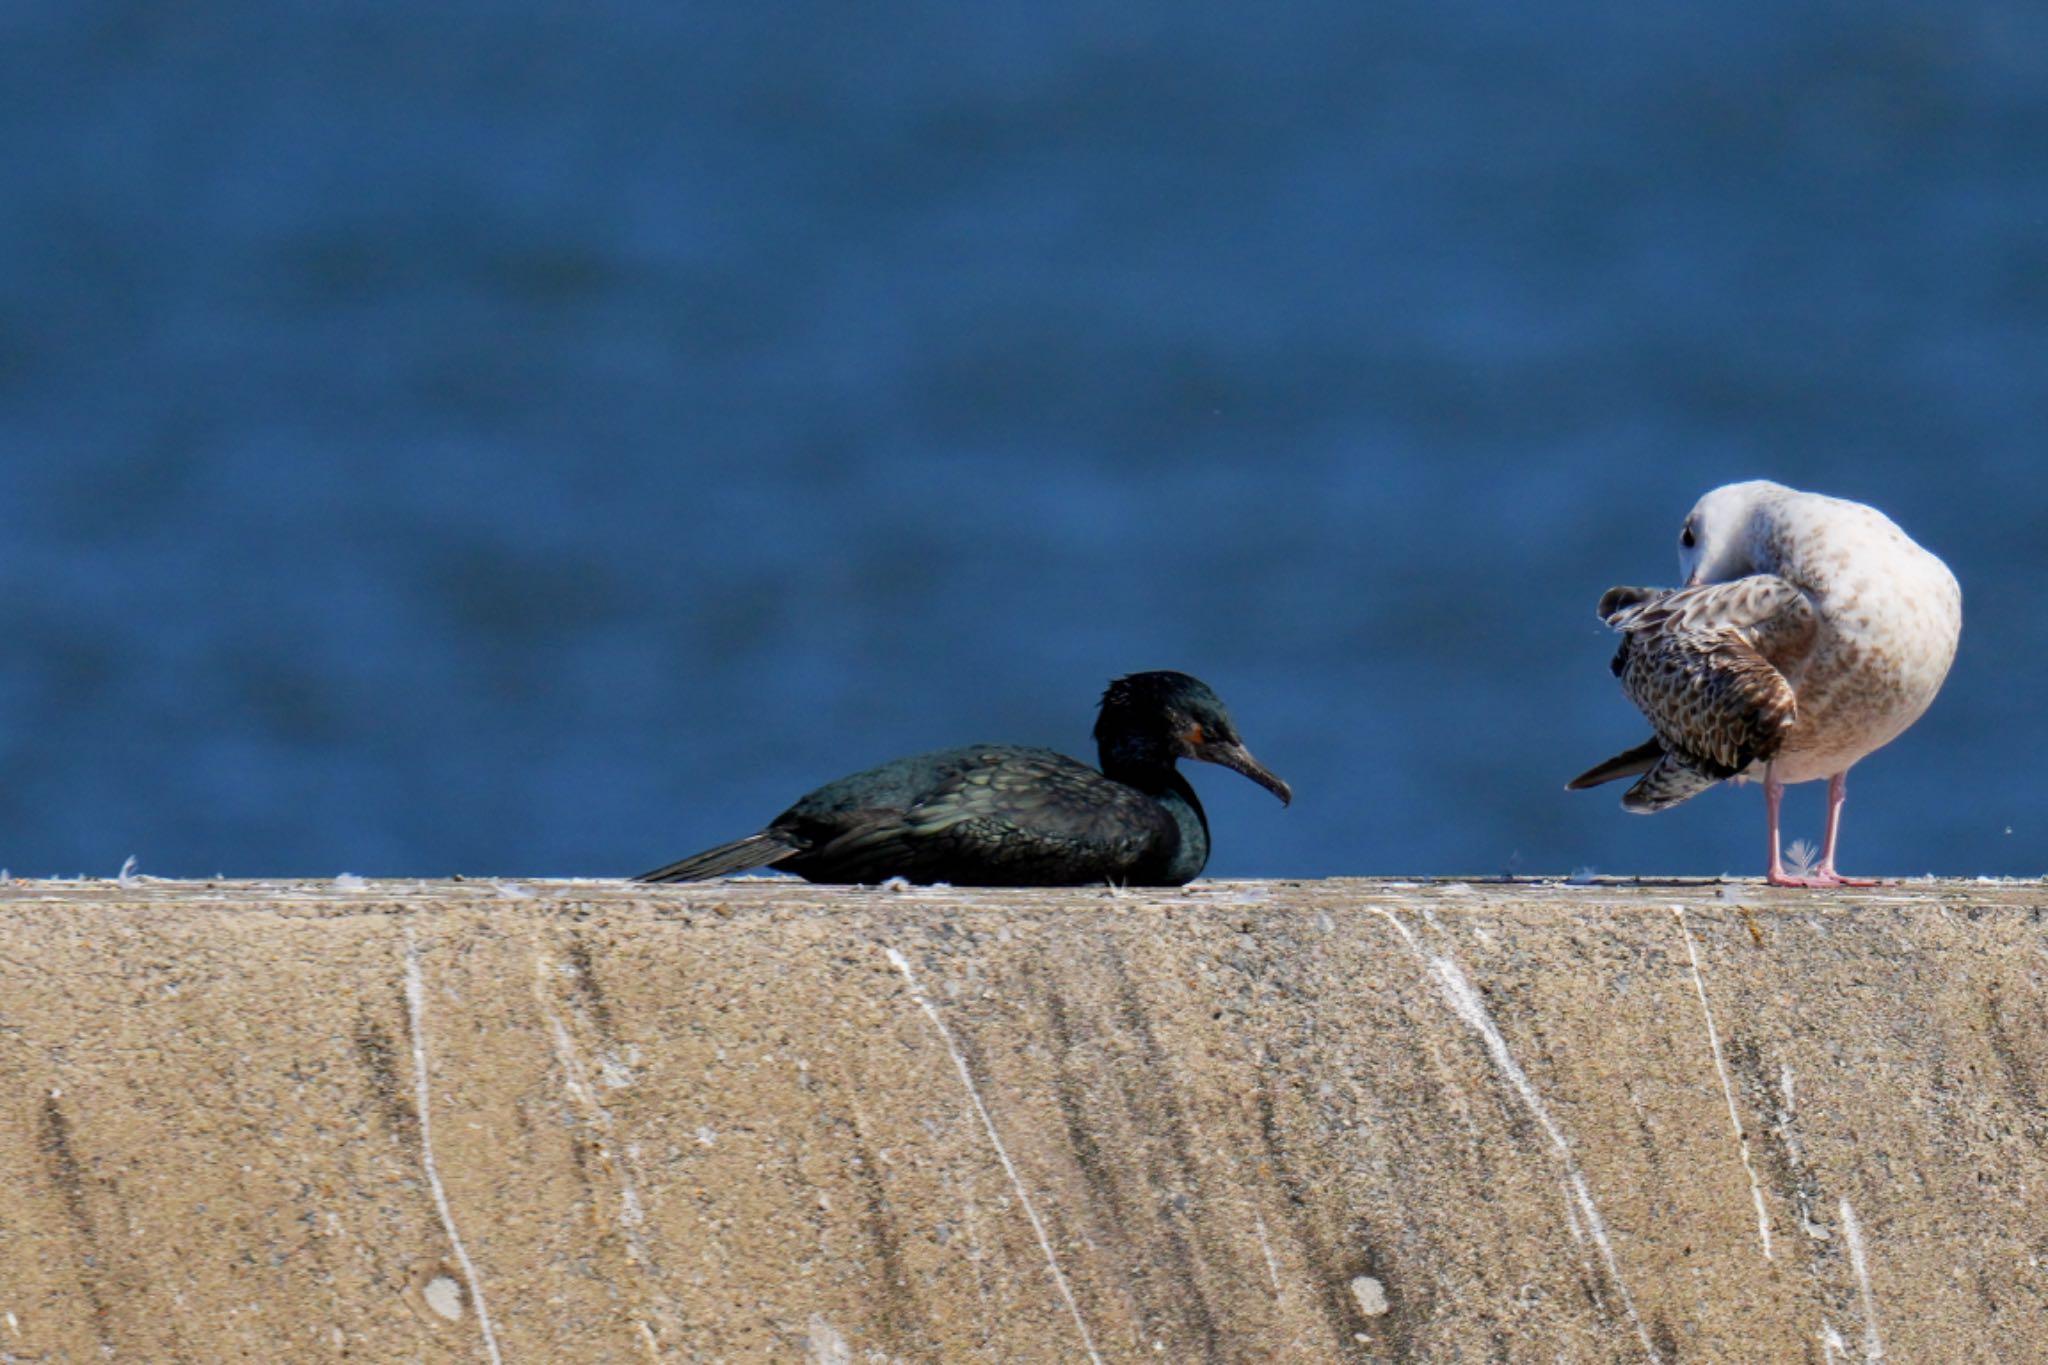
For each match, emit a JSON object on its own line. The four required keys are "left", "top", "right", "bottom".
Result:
{"left": 635, "top": 832, "right": 797, "bottom": 883}
{"left": 1566, "top": 738, "right": 1663, "bottom": 791}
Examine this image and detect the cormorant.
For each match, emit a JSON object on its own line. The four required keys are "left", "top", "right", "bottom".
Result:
{"left": 636, "top": 671, "right": 1290, "bottom": 886}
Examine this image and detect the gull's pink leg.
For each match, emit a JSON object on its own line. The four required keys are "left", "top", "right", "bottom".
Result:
{"left": 1816, "top": 770, "right": 1878, "bottom": 887}
{"left": 1765, "top": 764, "right": 1845, "bottom": 888}
{"left": 1764, "top": 766, "right": 1789, "bottom": 883}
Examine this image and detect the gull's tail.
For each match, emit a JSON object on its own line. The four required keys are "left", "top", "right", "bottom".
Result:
{"left": 1566, "top": 738, "right": 1662, "bottom": 792}
{"left": 1569, "top": 738, "right": 1724, "bottom": 813}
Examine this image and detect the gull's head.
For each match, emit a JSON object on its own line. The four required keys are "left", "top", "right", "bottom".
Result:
{"left": 1678, "top": 479, "right": 1791, "bottom": 586}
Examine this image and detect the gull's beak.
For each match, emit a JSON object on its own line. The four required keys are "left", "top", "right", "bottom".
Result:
{"left": 1196, "top": 740, "right": 1292, "bottom": 806}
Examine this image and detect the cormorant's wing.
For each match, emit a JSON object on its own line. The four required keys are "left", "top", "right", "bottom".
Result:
{"left": 802, "top": 749, "right": 1176, "bottom": 885}
{"left": 1576, "top": 576, "right": 1817, "bottom": 811}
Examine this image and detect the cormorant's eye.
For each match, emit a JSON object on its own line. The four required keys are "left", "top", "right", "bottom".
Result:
{"left": 1681, "top": 525, "right": 1697, "bottom": 550}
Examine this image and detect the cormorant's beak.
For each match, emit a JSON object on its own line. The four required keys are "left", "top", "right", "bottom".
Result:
{"left": 1197, "top": 741, "right": 1292, "bottom": 806}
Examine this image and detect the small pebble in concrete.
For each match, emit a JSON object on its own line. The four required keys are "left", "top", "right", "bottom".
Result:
{"left": 403, "top": 1257, "right": 471, "bottom": 1328}
{"left": 1351, "top": 1275, "right": 1390, "bottom": 1316}
{"left": 423, "top": 1276, "right": 465, "bottom": 1322}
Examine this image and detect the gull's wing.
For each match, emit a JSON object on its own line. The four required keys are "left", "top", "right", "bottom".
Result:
{"left": 1573, "top": 575, "right": 1818, "bottom": 811}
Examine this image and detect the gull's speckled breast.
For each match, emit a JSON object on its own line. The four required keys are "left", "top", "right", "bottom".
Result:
{"left": 1755, "top": 491, "right": 1960, "bottom": 784}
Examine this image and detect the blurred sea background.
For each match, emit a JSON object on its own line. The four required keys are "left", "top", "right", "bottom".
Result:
{"left": 1, "top": 2, "right": 2042, "bottom": 880}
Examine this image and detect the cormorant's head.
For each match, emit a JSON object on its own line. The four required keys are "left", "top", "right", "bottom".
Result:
{"left": 1094, "top": 671, "right": 1292, "bottom": 804}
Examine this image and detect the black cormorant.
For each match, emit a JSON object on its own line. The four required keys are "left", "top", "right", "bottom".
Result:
{"left": 636, "top": 671, "right": 1290, "bottom": 886}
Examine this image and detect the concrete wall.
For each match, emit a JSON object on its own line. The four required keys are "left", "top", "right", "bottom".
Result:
{"left": 1, "top": 876, "right": 2044, "bottom": 1362}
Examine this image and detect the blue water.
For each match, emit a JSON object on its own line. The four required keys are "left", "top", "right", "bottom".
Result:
{"left": 2, "top": 3, "right": 2042, "bottom": 879}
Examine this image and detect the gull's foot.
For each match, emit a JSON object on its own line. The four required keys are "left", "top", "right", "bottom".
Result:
{"left": 1766, "top": 870, "right": 1883, "bottom": 888}
{"left": 1767, "top": 872, "right": 1842, "bottom": 888}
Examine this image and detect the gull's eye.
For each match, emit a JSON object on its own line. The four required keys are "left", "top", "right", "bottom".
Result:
{"left": 1681, "top": 525, "right": 1697, "bottom": 550}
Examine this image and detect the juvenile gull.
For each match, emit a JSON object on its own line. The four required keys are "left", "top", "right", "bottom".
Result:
{"left": 1569, "top": 480, "right": 1961, "bottom": 887}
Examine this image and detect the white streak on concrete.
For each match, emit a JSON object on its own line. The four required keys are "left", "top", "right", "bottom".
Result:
{"left": 1252, "top": 1208, "right": 1282, "bottom": 1293}
{"left": 1672, "top": 908, "right": 1774, "bottom": 1260}
{"left": 535, "top": 958, "right": 657, "bottom": 1258}
{"left": 1821, "top": 1322, "right": 1850, "bottom": 1363}
{"left": 1378, "top": 909, "right": 1660, "bottom": 1364}
{"left": 546, "top": 1015, "right": 594, "bottom": 1104}
{"left": 402, "top": 928, "right": 504, "bottom": 1365}
{"left": 1778, "top": 1064, "right": 1802, "bottom": 1164}
{"left": 1839, "top": 1198, "right": 1886, "bottom": 1361}
{"left": 959, "top": 1189, "right": 993, "bottom": 1310}
{"left": 1559, "top": 1174, "right": 1589, "bottom": 1248}
{"left": 806, "top": 1312, "right": 852, "bottom": 1364}
{"left": 954, "top": 1182, "right": 996, "bottom": 1331}
{"left": 885, "top": 945, "right": 1104, "bottom": 1365}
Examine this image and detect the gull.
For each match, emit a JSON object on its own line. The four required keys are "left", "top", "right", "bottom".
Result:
{"left": 1570, "top": 480, "right": 1961, "bottom": 887}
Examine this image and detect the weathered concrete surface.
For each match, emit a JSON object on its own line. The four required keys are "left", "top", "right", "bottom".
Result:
{"left": 1, "top": 876, "right": 2045, "bottom": 1363}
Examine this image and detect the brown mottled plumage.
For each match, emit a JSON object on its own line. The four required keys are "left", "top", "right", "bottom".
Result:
{"left": 1575, "top": 575, "right": 1817, "bottom": 811}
